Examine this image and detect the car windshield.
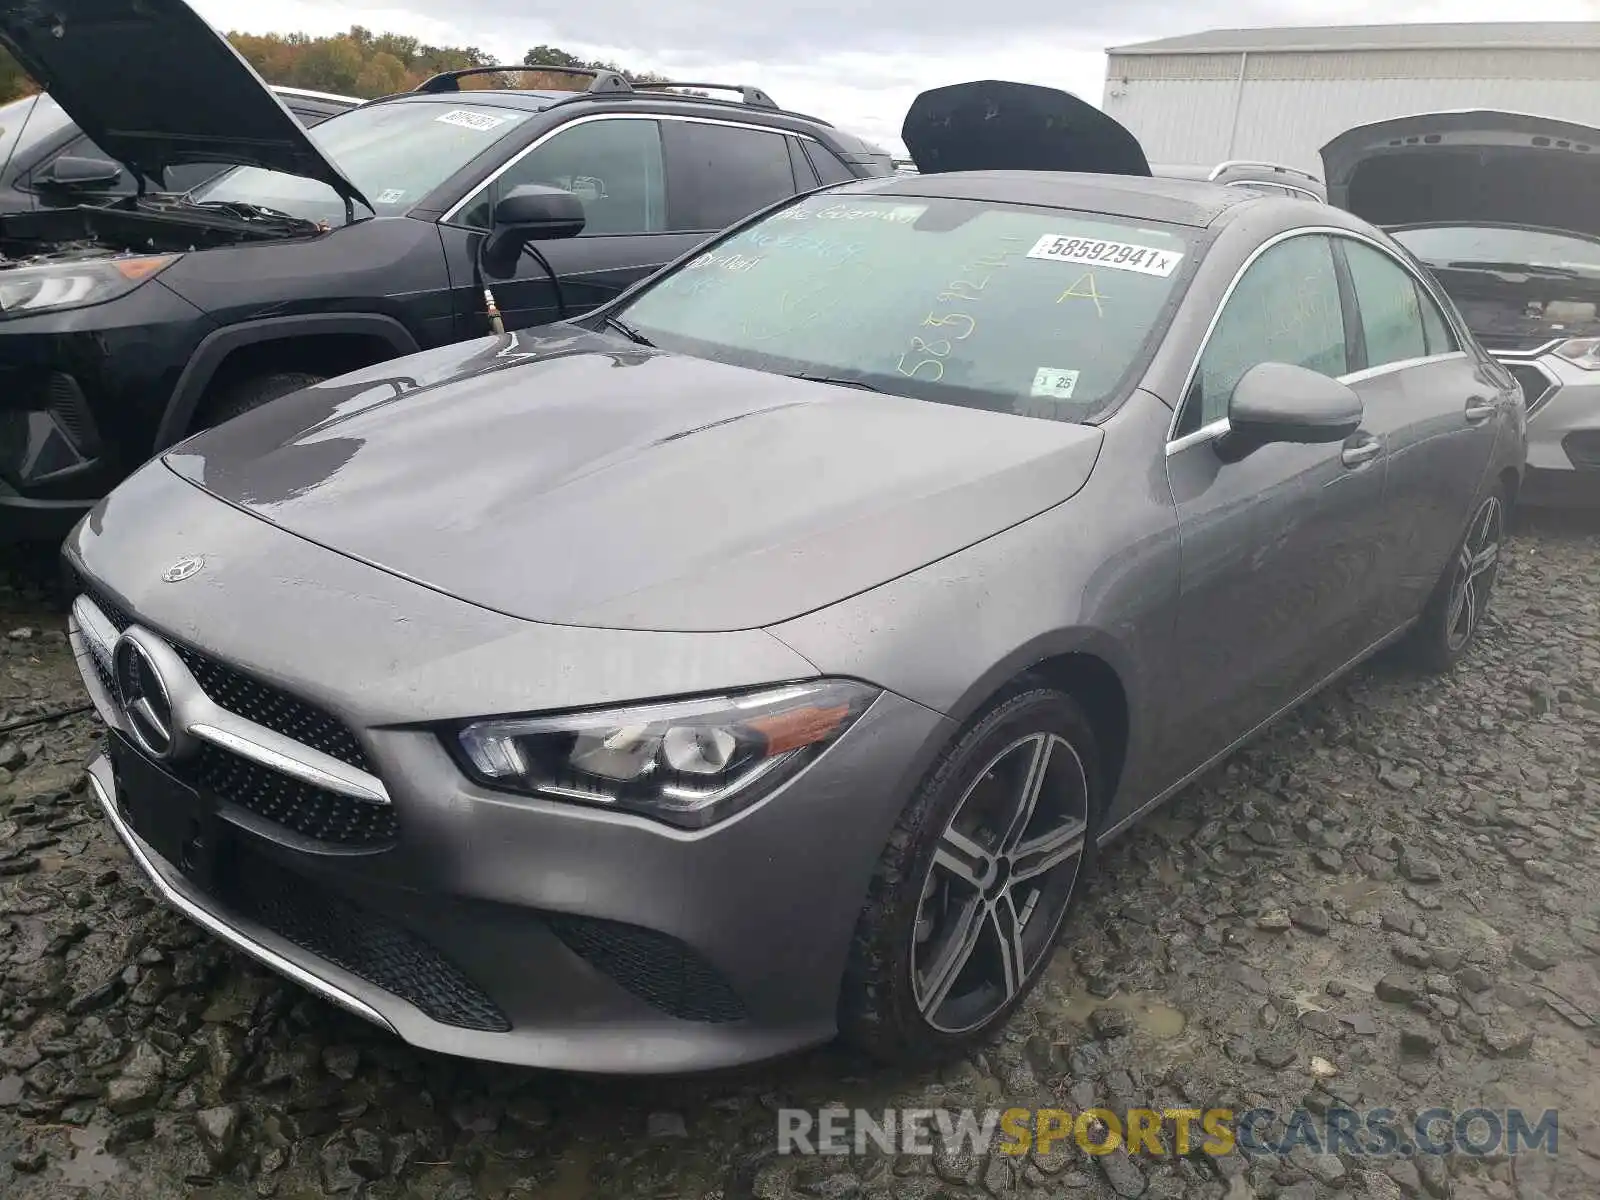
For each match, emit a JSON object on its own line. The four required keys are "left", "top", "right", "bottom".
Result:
{"left": 0, "top": 93, "right": 75, "bottom": 179}
{"left": 615, "top": 192, "right": 1193, "bottom": 423}
{"left": 188, "top": 100, "right": 533, "bottom": 224}
{"left": 1392, "top": 225, "right": 1600, "bottom": 277}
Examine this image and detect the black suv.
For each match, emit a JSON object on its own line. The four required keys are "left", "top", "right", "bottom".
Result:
{"left": 0, "top": 0, "right": 891, "bottom": 542}
{"left": 0, "top": 86, "right": 358, "bottom": 213}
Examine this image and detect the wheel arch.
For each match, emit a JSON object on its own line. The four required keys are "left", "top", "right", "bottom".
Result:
{"left": 941, "top": 631, "right": 1134, "bottom": 814}
{"left": 156, "top": 314, "right": 421, "bottom": 449}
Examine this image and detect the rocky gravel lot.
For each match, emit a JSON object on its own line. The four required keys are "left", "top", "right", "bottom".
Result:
{"left": 2, "top": 514, "right": 1600, "bottom": 1200}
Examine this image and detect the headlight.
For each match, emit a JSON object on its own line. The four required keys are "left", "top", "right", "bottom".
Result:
{"left": 453, "top": 680, "right": 878, "bottom": 829}
{"left": 1554, "top": 338, "right": 1600, "bottom": 371}
{"left": 0, "top": 254, "right": 179, "bottom": 318}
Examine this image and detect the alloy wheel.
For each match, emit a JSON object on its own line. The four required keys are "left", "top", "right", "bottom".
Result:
{"left": 1446, "top": 494, "right": 1503, "bottom": 653}
{"left": 910, "top": 731, "right": 1089, "bottom": 1034}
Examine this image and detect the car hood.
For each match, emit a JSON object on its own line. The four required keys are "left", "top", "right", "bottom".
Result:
{"left": 901, "top": 80, "right": 1151, "bottom": 176}
{"left": 0, "top": 0, "right": 365, "bottom": 204}
{"left": 1320, "top": 109, "right": 1600, "bottom": 240}
{"left": 160, "top": 327, "right": 1104, "bottom": 633}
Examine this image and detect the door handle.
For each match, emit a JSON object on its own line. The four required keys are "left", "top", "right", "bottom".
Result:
{"left": 1464, "top": 396, "right": 1496, "bottom": 423}
{"left": 1341, "top": 438, "right": 1382, "bottom": 468}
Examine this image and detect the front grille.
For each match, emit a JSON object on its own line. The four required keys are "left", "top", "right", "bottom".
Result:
{"left": 546, "top": 912, "right": 747, "bottom": 1024}
{"left": 1503, "top": 361, "right": 1558, "bottom": 416}
{"left": 1563, "top": 431, "right": 1600, "bottom": 471}
{"left": 218, "top": 848, "right": 510, "bottom": 1032}
{"left": 45, "top": 373, "right": 100, "bottom": 456}
{"left": 77, "top": 580, "right": 393, "bottom": 847}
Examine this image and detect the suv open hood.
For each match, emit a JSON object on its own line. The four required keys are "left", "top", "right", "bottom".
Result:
{"left": 1320, "top": 109, "right": 1600, "bottom": 240}
{"left": 902, "top": 80, "right": 1151, "bottom": 176}
{"left": 0, "top": 0, "right": 366, "bottom": 204}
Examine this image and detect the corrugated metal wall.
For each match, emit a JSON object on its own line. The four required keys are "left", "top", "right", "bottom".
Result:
{"left": 1101, "top": 47, "right": 1600, "bottom": 174}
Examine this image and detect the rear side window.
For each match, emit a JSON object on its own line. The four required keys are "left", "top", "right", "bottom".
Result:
{"left": 1185, "top": 234, "right": 1347, "bottom": 433}
{"left": 1342, "top": 239, "right": 1428, "bottom": 368}
{"left": 805, "top": 142, "right": 856, "bottom": 185}
{"left": 1417, "top": 283, "right": 1458, "bottom": 355}
{"left": 664, "top": 122, "right": 797, "bottom": 230}
{"left": 787, "top": 138, "right": 819, "bottom": 188}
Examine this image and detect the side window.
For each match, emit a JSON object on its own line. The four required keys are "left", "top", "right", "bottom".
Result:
{"left": 1342, "top": 239, "right": 1429, "bottom": 368}
{"left": 787, "top": 137, "right": 819, "bottom": 189}
{"left": 454, "top": 118, "right": 666, "bottom": 236}
{"left": 662, "top": 121, "right": 797, "bottom": 231}
{"left": 1414, "top": 279, "right": 1459, "bottom": 355}
{"left": 804, "top": 142, "right": 856, "bottom": 186}
{"left": 1182, "top": 234, "right": 1347, "bottom": 435}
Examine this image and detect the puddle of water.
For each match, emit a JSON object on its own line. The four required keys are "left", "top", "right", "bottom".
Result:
{"left": 58, "top": 1122, "right": 124, "bottom": 1189}
{"left": 1049, "top": 987, "right": 1188, "bottom": 1039}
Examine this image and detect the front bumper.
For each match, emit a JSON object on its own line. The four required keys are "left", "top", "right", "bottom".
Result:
{"left": 69, "top": 576, "right": 950, "bottom": 1074}
{"left": 1500, "top": 352, "right": 1600, "bottom": 499}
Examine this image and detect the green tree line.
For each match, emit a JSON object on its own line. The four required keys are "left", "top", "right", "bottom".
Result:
{"left": 1, "top": 29, "right": 686, "bottom": 105}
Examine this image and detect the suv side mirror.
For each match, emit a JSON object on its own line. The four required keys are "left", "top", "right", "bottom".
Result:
{"left": 481, "top": 184, "right": 586, "bottom": 276}
{"left": 1216, "top": 361, "right": 1362, "bottom": 462}
{"left": 35, "top": 155, "right": 124, "bottom": 191}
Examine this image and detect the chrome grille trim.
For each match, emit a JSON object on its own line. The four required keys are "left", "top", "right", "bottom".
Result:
{"left": 69, "top": 595, "right": 391, "bottom": 807}
{"left": 1495, "top": 356, "right": 1559, "bottom": 417}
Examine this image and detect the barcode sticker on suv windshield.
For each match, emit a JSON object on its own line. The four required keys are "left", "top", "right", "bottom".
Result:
{"left": 435, "top": 109, "right": 509, "bottom": 132}
{"left": 1026, "top": 234, "right": 1184, "bottom": 277}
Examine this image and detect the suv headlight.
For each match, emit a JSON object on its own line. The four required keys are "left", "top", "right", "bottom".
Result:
{"left": 0, "top": 254, "right": 179, "bottom": 318}
{"left": 1554, "top": 338, "right": 1600, "bottom": 371}
{"left": 453, "top": 679, "right": 878, "bottom": 829}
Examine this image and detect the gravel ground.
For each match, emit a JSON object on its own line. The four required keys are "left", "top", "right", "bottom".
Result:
{"left": 3, "top": 514, "right": 1600, "bottom": 1200}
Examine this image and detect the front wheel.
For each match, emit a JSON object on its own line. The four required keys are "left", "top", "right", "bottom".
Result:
{"left": 1407, "top": 484, "right": 1506, "bottom": 673}
{"left": 199, "top": 371, "right": 327, "bottom": 428}
{"left": 839, "top": 688, "right": 1100, "bottom": 1066}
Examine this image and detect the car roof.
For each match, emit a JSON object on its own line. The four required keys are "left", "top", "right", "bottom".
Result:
{"left": 362, "top": 85, "right": 843, "bottom": 134}
{"left": 838, "top": 169, "right": 1275, "bottom": 229}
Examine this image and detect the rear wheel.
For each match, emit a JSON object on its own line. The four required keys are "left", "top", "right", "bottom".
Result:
{"left": 839, "top": 688, "right": 1099, "bottom": 1065}
{"left": 1407, "top": 484, "right": 1506, "bottom": 673}
{"left": 200, "top": 371, "right": 326, "bottom": 428}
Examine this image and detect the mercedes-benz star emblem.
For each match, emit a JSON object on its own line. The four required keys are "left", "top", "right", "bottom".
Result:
{"left": 113, "top": 636, "right": 176, "bottom": 759}
{"left": 162, "top": 555, "right": 205, "bottom": 583}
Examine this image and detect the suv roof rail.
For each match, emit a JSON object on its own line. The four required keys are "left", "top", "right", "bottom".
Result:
{"left": 631, "top": 81, "right": 779, "bottom": 109}
{"left": 1207, "top": 158, "right": 1323, "bottom": 184}
{"left": 413, "top": 65, "right": 633, "bottom": 95}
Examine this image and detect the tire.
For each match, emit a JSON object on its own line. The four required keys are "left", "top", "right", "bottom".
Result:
{"left": 839, "top": 687, "right": 1102, "bottom": 1066}
{"left": 1406, "top": 482, "right": 1507, "bottom": 674}
{"left": 200, "top": 371, "right": 327, "bottom": 428}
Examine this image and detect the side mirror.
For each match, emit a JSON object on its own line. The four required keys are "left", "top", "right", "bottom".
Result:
{"left": 35, "top": 155, "right": 124, "bottom": 190}
{"left": 1216, "top": 361, "right": 1362, "bottom": 462}
{"left": 480, "top": 184, "right": 585, "bottom": 277}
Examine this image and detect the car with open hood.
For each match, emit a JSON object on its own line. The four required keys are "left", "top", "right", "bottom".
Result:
{"left": 0, "top": 85, "right": 358, "bottom": 214}
{"left": 0, "top": 0, "right": 890, "bottom": 544}
{"left": 63, "top": 80, "right": 1524, "bottom": 1073}
{"left": 1323, "top": 109, "right": 1600, "bottom": 504}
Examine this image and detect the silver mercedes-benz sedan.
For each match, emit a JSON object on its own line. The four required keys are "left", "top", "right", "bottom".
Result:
{"left": 64, "top": 83, "right": 1525, "bottom": 1074}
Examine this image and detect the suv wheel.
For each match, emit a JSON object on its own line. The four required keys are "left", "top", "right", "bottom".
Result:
{"left": 201, "top": 371, "right": 327, "bottom": 427}
{"left": 839, "top": 687, "right": 1100, "bottom": 1065}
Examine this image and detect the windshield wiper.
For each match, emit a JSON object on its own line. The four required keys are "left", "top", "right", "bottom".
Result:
{"left": 603, "top": 316, "right": 654, "bottom": 347}
{"left": 177, "top": 198, "right": 320, "bottom": 231}
{"left": 784, "top": 372, "right": 885, "bottom": 392}
{"left": 1437, "top": 259, "right": 1586, "bottom": 279}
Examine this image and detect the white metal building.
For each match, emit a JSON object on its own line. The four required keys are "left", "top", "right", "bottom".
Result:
{"left": 1101, "top": 22, "right": 1600, "bottom": 176}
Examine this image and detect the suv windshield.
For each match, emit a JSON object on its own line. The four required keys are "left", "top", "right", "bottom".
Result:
{"left": 0, "top": 94, "right": 75, "bottom": 179}
{"left": 615, "top": 192, "right": 1193, "bottom": 423}
{"left": 1392, "top": 225, "right": 1600, "bottom": 277}
{"left": 189, "top": 100, "right": 533, "bottom": 224}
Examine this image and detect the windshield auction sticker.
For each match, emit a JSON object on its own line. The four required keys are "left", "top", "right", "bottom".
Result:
{"left": 1026, "top": 235, "right": 1183, "bottom": 277}
{"left": 435, "top": 109, "right": 509, "bottom": 132}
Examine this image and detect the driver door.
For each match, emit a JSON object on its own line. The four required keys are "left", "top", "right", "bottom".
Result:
{"left": 1160, "top": 233, "right": 1391, "bottom": 779}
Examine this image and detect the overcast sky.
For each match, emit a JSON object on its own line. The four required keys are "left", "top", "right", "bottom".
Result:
{"left": 194, "top": 0, "right": 1596, "bottom": 154}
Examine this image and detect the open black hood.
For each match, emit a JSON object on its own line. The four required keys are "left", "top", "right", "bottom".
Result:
{"left": 902, "top": 80, "right": 1151, "bottom": 177}
{"left": 1320, "top": 109, "right": 1600, "bottom": 240}
{"left": 0, "top": 0, "right": 366, "bottom": 205}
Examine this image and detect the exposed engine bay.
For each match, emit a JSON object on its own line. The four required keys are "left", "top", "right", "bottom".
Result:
{"left": 1431, "top": 267, "right": 1600, "bottom": 353}
{"left": 0, "top": 196, "right": 322, "bottom": 271}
